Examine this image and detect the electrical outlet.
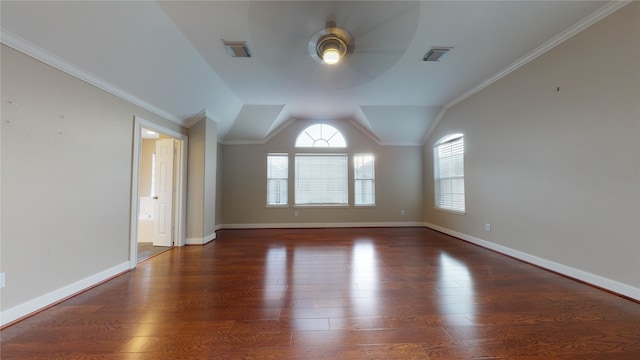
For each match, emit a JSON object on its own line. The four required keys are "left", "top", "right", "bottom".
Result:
{"left": 485, "top": 223, "right": 491, "bottom": 232}
{"left": 294, "top": 210, "right": 299, "bottom": 217}
{"left": 0, "top": 272, "right": 5, "bottom": 288}
{"left": 400, "top": 210, "right": 405, "bottom": 216}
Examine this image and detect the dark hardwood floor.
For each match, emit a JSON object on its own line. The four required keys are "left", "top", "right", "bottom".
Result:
{"left": 137, "top": 242, "right": 171, "bottom": 263}
{"left": 2, "top": 227, "right": 639, "bottom": 359}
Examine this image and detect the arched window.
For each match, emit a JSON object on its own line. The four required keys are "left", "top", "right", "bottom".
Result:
{"left": 266, "top": 123, "right": 375, "bottom": 207}
{"left": 295, "top": 124, "right": 347, "bottom": 205}
{"left": 434, "top": 134, "right": 465, "bottom": 213}
{"left": 295, "top": 124, "right": 346, "bottom": 148}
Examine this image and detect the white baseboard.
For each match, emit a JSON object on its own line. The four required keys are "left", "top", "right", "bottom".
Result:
{"left": 424, "top": 222, "right": 640, "bottom": 301}
{"left": 221, "top": 222, "right": 424, "bottom": 229}
{"left": 185, "top": 232, "right": 217, "bottom": 245}
{"left": 0, "top": 262, "right": 130, "bottom": 327}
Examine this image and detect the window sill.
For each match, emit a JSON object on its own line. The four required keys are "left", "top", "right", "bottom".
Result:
{"left": 434, "top": 207, "right": 466, "bottom": 215}
{"left": 294, "top": 204, "right": 350, "bottom": 208}
{"left": 266, "top": 204, "right": 290, "bottom": 208}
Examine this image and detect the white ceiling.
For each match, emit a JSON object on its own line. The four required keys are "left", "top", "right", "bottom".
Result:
{"left": 1, "top": 1, "right": 618, "bottom": 145}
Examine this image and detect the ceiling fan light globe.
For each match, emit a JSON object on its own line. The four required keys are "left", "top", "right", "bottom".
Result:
{"left": 322, "top": 48, "right": 341, "bottom": 64}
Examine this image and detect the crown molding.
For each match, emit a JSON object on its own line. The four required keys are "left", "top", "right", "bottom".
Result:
{"left": 347, "top": 117, "right": 382, "bottom": 145}
{"left": 220, "top": 139, "right": 267, "bottom": 146}
{"left": 421, "top": 0, "right": 632, "bottom": 145}
{"left": 378, "top": 141, "right": 423, "bottom": 147}
{"left": 0, "top": 29, "right": 185, "bottom": 126}
{"left": 220, "top": 115, "right": 295, "bottom": 145}
{"left": 421, "top": 107, "right": 448, "bottom": 146}
{"left": 183, "top": 109, "right": 208, "bottom": 129}
{"left": 263, "top": 117, "right": 297, "bottom": 144}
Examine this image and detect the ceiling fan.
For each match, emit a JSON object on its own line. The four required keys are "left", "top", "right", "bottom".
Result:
{"left": 246, "top": 1, "right": 420, "bottom": 89}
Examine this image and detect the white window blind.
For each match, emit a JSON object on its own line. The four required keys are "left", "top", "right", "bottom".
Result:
{"left": 354, "top": 154, "right": 375, "bottom": 205}
{"left": 434, "top": 135, "right": 465, "bottom": 212}
{"left": 295, "top": 154, "right": 348, "bottom": 205}
{"left": 267, "top": 154, "right": 288, "bottom": 205}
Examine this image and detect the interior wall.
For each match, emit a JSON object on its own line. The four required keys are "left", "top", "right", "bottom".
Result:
{"left": 203, "top": 118, "right": 217, "bottom": 238}
{"left": 221, "top": 119, "right": 423, "bottom": 226}
{"left": 423, "top": 3, "right": 640, "bottom": 294}
{"left": 0, "top": 44, "right": 186, "bottom": 315}
{"left": 139, "top": 139, "right": 155, "bottom": 197}
{"left": 216, "top": 142, "right": 223, "bottom": 227}
{"left": 186, "top": 116, "right": 217, "bottom": 244}
{"left": 187, "top": 119, "right": 205, "bottom": 242}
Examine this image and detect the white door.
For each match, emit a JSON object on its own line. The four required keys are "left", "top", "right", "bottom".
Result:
{"left": 153, "top": 139, "right": 175, "bottom": 247}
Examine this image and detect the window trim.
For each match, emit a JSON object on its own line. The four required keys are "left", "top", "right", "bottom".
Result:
{"left": 295, "top": 123, "right": 347, "bottom": 148}
{"left": 266, "top": 153, "right": 289, "bottom": 206}
{"left": 266, "top": 123, "right": 378, "bottom": 209}
{"left": 434, "top": 134, "right": 466, "bottom": 214}
{"left": 353, "top": 153, "right": 376, "bottom": 206}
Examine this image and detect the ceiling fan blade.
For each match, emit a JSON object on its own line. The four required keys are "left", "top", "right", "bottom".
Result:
{"left": 350, "top": 2, "right": 419, "bottom": 39}
{"left": 246, "top": 1, "right": 420, "bottom": 90}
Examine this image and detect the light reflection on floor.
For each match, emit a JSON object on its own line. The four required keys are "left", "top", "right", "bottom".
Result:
{"left": 261, "top": 240, "right": 382, "bottom": 332}
{"left": 260, "top": 241, "right": 479, "bottom": 346}
{"left": 438, "top": 252, "right": 476, "bottom": 325}
{"left": 351, "top": 240, "right": 379, "bottom": 317}
{"left": 264, "top": 245, "right": 287, "bottom": 291}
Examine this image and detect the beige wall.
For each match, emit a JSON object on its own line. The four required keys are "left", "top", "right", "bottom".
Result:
{"left": 216, "top": 142, "right": 224, "bottom": 227}
{"left": 0, "top": 44, "right": 186, "bottom": 313}
{"left": 139, "top": 139, "right": 155, "bottom": 197}
{"left": 186, "top": 116, "right": 217, "bottom": 243}
{"left": 424, "top": 3, "right": 640, "bottom": 291}
{"left": 221, "top": 119, "right": 423, "bottom": 226}
{"left": 204, "top": 118, "right": 217, "bottom": 237}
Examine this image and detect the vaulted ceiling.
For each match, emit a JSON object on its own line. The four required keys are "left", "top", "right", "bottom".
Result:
{"left": 1, "top": 1, "right": 618, "bottom": 145}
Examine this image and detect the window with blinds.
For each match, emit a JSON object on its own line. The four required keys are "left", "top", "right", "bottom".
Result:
{"left": 434, "top": 134, "right": 465, "bottom": 213}
{"left": 295, "top": 154, "right": 348, "bottom": 205}
{"left": 354, "top": 154, "right": 375, "bottom": 205}
{"left": 272, "top": 123, "right": 376, "bottom": 207}
{"left": 267, "top": 154, "right": 288, "bottom": 205}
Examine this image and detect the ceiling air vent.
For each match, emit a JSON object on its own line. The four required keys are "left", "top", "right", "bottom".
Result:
{"left": 423, "top": 47, "right": 453, "bottom": 62}
{"left": 223, "top": 40, "right": 251, "bottom": 58}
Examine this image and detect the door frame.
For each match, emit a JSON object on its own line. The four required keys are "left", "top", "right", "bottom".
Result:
{"left": 129, "top": 116, "right": 188, "bottom": 268}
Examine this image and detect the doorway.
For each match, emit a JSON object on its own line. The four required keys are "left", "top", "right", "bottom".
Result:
{"left": 130, "top": 117, "right": 188, "bottom": 267}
